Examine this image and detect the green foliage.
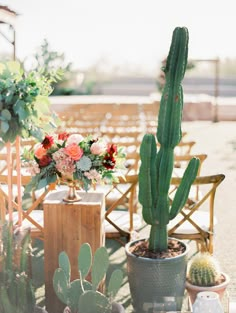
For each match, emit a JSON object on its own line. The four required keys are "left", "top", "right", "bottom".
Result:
{"left": 188, "top": 253, "right": 222, "bottom": 287}
{"left": 0, "top": 61, "right": 61, "bottom": 144}
{"left": 53, "top": 243, "right": 123, "bottom": 313}
{"left": 138, "top": 27, "right": 200, "bottom": 253}
{"left": 0, "top": 222, "right": 36, "bottom": 313}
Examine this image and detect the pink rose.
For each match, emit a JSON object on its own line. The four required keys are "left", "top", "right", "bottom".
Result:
{"left": 90, "top": 142, "right": 106, "bottom": 155}
{"left": 34, "top": 145, "right": 47, "bottom": 159}
{"left": 66, "top": 134, "right": 84, "bottom": 146}
{"left": 65, "top": 143, "right": 83, "bottom": 161}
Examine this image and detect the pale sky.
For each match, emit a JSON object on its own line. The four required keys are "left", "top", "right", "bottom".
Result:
{"left": 1, "top": 0, "right": 236, "bottom": 74}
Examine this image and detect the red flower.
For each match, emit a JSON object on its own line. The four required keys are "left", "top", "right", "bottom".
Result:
{"left": 103, "top": 155, "right": 116, "bottom": 169}
{"left": 42, "top": 135, "right": 54, "bottom": 149}
{"left": 107, "top": 143, "right": 117, "bottom": 156}
{"left": 38, "top": 155, "right": 52, "bottom": 167}
{"left": 58, "top": 132, "right": 70, "bottom": 141}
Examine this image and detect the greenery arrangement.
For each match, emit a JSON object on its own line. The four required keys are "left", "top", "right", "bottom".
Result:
{"left": 22, "top": 132, "right": 126, "bottom": 192}
{"left": 53, "top": 243, "right": 123, "bottom": 313}
{"left": 187, "top": 253, "right": 222, "bottom": 287}
{"left": 138, "top": 26, "right": 200, "bottom": 253}
{"left": 0, "top": 223, "right": 35, "bottom": 313}
{"left": 0, "top": 61, "right": 61, "bottom": 147}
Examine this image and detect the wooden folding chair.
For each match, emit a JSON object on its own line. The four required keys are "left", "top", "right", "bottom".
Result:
{"left": 173, "top": 154, "right": 208, "bottom": 202}
{"left": 0, "top": 173, "right": 53, "bottom": 241}
{"left": 102, "top": 174, "right": 142, "bottom": 245}
{"left": 168, "top": 174, "right": 225, "bottom": 254}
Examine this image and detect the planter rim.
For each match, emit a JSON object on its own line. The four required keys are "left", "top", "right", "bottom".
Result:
{"left": 125, "top": 237, "right": 189, "bottom": 262}
{"left": 186, "top": 272, "right": 230, "bottom": 291}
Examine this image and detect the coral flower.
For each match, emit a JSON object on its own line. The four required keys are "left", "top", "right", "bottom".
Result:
{"left": 58, "top": 132, "right": 70, "bottom": 141}
{"left": 65, "top": 143, "right": 83, "bottom": 161}
{"left": 42, "top": 135, "right": 54, "bottom": 149}
{"left": 34, "top": 145, "right": 47, "bottom": 159}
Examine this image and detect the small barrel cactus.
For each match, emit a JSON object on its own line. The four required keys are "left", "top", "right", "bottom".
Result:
{"left": 53, "top": 243, "right": 123, "bottom": 313}
{"left": 188, "top": 253, "right": 222, "bottom": 286}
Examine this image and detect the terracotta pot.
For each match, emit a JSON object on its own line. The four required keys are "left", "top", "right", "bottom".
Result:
{"left": 186, "top": 272, "right": 230, "bottom": 305}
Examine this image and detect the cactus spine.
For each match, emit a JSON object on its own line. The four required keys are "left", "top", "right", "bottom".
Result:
{"left": 188, "top": 253, "right": 222, "bottom": 286}
{"left": 53, "top": 243, "right": 123, "bottom": 313}
{"left": 139, "top": 27, "right": 200, "bottom": 252}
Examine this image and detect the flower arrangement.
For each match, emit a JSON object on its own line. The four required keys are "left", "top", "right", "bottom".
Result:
{"left": 0, "top": 61, "right": 62, "bottom": 147}
{"left": 22, "top": 132, "right": 126, "bottom": 193}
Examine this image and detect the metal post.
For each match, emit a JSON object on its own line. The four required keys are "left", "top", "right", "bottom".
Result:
{"left": 213, "top": 58, "right": 220, "bottom": 122}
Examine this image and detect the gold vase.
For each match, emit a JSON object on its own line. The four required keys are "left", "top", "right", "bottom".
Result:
{"left": 63, "top": 181, "right": 82, "bottom": 203}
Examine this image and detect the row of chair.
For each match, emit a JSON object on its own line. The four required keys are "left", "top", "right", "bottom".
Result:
{"left": 0, "top": 145, "right": 224, "bottom": 255}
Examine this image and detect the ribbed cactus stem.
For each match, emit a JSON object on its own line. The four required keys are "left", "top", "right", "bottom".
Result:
{"left": 138, "top": 26, "right": 200, "bottom": 252}
{"left": 188, "top": 253, "right": 221, "bottom": 286}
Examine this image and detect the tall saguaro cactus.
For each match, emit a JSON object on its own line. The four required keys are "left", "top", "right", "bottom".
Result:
{"left": 139, "top": 27, "right": 200, "bottom": 252}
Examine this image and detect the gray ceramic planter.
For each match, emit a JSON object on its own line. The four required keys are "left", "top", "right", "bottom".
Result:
{"left": 125, "top": 238, "right": 189, "bottom": 313}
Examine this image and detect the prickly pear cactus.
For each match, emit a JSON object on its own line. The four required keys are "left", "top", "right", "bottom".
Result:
{"left": 53, "top": 243, "right": 123, "bottom": 313}
{"left": 188, "top": 253, "right": 221, "bottom": 286}
{"left": 139, "top": 27, "right": 200, "bottom": 252}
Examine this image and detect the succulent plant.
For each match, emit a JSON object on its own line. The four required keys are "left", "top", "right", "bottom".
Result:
{"left": 138, "top": 26, "right": 200, "bottom": 252}
{"left": 0, "top": 222, "right": 36, "bottom": 313}
{"left": 53, "top": 243, "right": 123, "bottom": 313}
{"left": 188, "top": 253, "right": 222, "bottom": 286}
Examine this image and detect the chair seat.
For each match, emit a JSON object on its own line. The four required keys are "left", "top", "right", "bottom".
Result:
{"left": 168, "top": 210, "right": 217, "bottom": 234}
{"left": 0, "top": 184, "right": 24, "bottom": 200}
{"left": 6, "top": 210, "right": 44, "bottom": 229}
{"left": 105, "top": 211, "right": 142, "bottom": 233}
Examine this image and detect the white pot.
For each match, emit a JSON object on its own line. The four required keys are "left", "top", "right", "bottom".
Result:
{"left": 192, "top": 291, "right": 224, "bottom": 313}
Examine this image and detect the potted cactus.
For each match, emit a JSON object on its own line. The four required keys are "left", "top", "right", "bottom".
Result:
{"left": 0, "top": 222, "right": 47, "bottom": 313}
{"left": 186, "top": 253, "right": 230, "bottom": 305}
{"left": 125, "top": 26, "right": 200, "bottom": 312}
{"left": 53, "top": 243, "right": 125, "bottom": 313}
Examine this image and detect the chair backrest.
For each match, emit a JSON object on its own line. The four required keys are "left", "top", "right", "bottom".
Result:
{"left": 168, "top": 174, "right": 225, "bottom": 254}
{"left": 103, "top": 174, "right": 142, "bottom": 244}
{"left": 0, "top": 173, "right": 52, "bottom": 240}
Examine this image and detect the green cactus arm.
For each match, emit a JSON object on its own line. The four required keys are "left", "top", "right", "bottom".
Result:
{"left": 157, "top": 27, "right": 188, "bottom": 147}
{"left": 92, "top": 246, "right": 109, "bottom": 291}
{"left": 170, "top": 157, "right": 200, "bottom": 219}
{"left": 0, "top": 287, "right": 15, "bottom": 313}
{"left": 138, "top": 133, "right": 157, "bottom": 224}
{"left": 155, "top": 148, "right": 174, "bottom": 224}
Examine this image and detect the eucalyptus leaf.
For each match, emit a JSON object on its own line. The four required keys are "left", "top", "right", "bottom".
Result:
{"left": 0, "top": 120, "right": 9, "bottom": 133}
{"left": 37, "top": 178, "right": 48, "bottom": 190}
{"left": 1, "top": 109, "right": 11, "bottom": 120}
